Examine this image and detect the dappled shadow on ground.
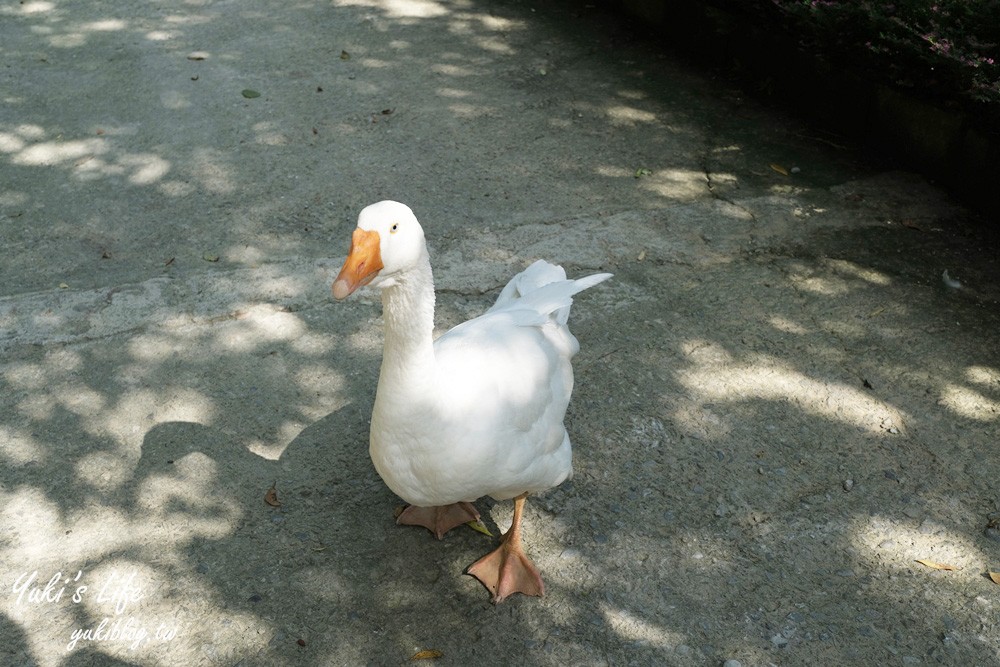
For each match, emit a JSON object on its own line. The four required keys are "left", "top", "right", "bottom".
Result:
{"left": 2, "top": 0, "right": 1000, "bottom": 666}
{"left": 571, "top": 200, "right": 1000, "bottom": 664}
{"left": 0, "top": 0, "right": 718, "bottom": 295}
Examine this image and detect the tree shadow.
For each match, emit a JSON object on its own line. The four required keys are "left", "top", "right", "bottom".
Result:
{"left": 2, "top": 0, "right": 1000, "bottom": 665}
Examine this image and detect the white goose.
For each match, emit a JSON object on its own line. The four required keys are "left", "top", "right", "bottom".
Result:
{"left": 332, "top": 201, "right": 611, "bottom": 602}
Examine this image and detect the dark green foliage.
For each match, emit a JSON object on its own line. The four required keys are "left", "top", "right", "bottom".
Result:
{"left": 765, "top": 0, "right": 1000, "bottom": 106}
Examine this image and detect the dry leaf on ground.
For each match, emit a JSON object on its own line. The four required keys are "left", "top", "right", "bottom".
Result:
{"left": 466, "top": 520, "right": 493, "bottom": 537}
{"left": 264, "top": 484, "right": 281, "bottom": 507}
{"left": 915, "top": 559, "right": 960, "bottom": 571}
{"left": 411, "top": 649, "right": 443, "bottom": 660}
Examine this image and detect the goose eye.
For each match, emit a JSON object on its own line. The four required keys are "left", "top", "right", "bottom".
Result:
{"left": 390, "top": 223, "right": 399, "bottom": 234}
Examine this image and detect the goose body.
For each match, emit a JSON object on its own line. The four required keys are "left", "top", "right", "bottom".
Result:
{"left": 332, "top": 201, "right": 611, "bottom": 602}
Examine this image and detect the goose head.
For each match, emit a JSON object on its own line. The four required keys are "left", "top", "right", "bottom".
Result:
{"left": 332, "top": 200, "right": 427, "bottom": 299}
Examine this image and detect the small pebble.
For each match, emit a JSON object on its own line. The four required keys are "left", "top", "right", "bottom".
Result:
{"left": 770, "top": 634, "right": 789, "bottom": 648}
{"left": 843, "top": 479, "right": 854, "bottom": 491}
{"left": 918, "top": 519, "right": 938, "bottom": 534}
{"left": 723, "top": 660, "right": 743, "bottom": 667}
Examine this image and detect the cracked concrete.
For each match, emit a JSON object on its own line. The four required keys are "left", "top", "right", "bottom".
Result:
{"left": 2, "top": 1, "right": 1000, "bottom": 666}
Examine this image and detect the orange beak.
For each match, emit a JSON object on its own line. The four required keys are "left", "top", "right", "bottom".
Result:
{"left": 332, "top": 228, "right": 383, "bottom": 300}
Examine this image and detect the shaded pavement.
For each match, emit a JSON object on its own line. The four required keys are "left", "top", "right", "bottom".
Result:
{"left": 1, "top": 1, "right": 999, "bottom": 665}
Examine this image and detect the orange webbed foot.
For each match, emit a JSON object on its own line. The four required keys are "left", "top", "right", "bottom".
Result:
{"left": 396, "top": 502, "right": 480, "bottom": 540}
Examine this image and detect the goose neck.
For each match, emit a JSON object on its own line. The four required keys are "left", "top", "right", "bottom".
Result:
{"left": 379, "top": 260, "right": 436, "bottom": 380}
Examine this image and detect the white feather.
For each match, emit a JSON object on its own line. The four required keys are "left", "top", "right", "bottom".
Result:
{"left": 352, "top": 202, "right": 611, "bottom": 506}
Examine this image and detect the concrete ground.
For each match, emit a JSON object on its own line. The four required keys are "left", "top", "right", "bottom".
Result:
{"left": 2, "top": 1, "right": 999, "bottom": 665}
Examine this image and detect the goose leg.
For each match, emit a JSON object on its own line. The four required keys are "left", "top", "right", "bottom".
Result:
{"left": 466, "top": 493, "right": 544, "bottom": 603}
{"left": 396, "top": 502, "right": 480, "bottom": 540}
